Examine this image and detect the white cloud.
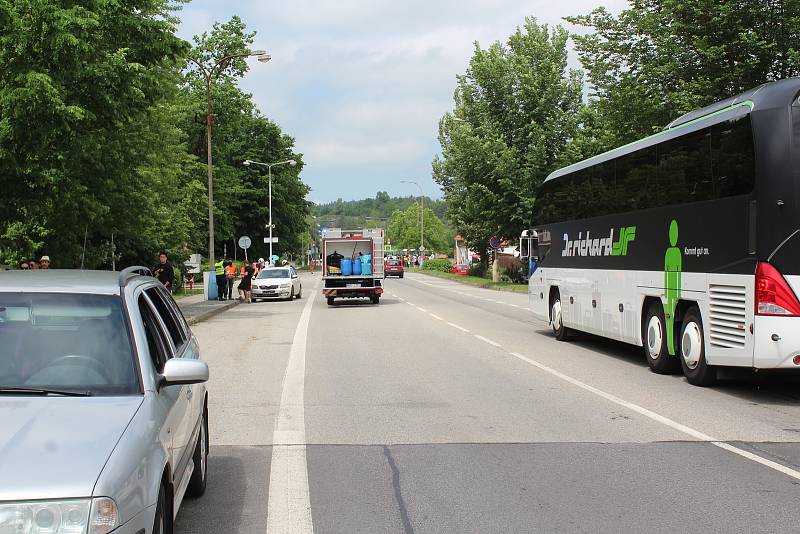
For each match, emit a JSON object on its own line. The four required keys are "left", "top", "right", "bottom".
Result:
{"left": 179, "top": 0, "right": 629, "bottom": 202}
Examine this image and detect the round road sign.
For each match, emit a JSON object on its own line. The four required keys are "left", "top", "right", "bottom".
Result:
{"left": 238, "top": 236, "right": 252, "bottom": 249}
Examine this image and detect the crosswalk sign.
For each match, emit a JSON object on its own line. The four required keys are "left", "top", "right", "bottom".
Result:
{"left": 384, "top": 244, "right": 391, "bottom": 252}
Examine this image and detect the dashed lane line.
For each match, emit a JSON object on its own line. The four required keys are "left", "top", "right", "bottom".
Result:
{"left": 396, "top": 291, "right": 800, "bottom": 484}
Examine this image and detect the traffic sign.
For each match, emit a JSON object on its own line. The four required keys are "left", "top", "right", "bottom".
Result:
{"left": 384, "top": 244, "right": 391, "bottom": 252}
{"left": 489, "top": 236, "right": 500, "bottom": 249}
{"left": 264, "top": 237, "right": 279, "bottom": 243}
{"left": 238, "top": 236, "right": 252, "bottom": 249}
{"left": 419, "top": 246, "right": 426, "bottom": 251}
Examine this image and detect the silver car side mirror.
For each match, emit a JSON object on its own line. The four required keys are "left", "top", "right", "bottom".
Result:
{"left": 160, "top": 359, "right": 209, "bottom": 389}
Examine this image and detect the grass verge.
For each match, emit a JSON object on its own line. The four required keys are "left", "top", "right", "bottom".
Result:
{"left": 410, "top": 268, "right": 528, "bottom": 293}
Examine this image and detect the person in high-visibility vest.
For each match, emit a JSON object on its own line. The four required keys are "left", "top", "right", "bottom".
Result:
{"left": 214, "top": 259, "right": 226, "bottom": 301}
{"left": 224, "top": 261, "right": 237, "bottom": 300}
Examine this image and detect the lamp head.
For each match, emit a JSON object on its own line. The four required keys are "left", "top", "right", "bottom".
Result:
{"left": 243, "top": 160, "right": 252, "bottom": 166}
{"left": 288, "top": 159, "right": 297, "bottom": 166}
{"left": 258, "top": 54, "right": 272, "bottom": 63}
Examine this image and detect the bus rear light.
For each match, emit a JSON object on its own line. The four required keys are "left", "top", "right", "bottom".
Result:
{"left": 793, "top": 355, "right": 800, "bottom": 366}
{"left": 755, "top": 262, "right": 800, "bottom": 316}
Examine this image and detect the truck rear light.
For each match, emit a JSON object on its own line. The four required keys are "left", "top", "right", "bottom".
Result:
{"left": 755, "top": 262, "right": 800, "bottom": 316}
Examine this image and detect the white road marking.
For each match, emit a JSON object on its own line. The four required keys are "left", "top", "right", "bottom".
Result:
{"left": 429, "top": 313, "right": 443, "bottom": 321}
{"left": 507, "top": 352, "right": 800, "bottom": 482}
{"left": 474, "top": 334, "right": 503, "bottom": 348}
{"left": 406, "top": 301, "right": 415, "bottom": 306}
{"left": 447, "top": 322, "right": 470, "bottom": 333}
{"left": 266, "top": 280, "right": 318, "bottom": 534}
{"left": 416, "top": 306, "right": 427, "bottom": 312}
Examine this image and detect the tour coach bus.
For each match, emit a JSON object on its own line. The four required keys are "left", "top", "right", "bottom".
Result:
{"left": 522, "top": 78, "right": 800, "bottom": 386}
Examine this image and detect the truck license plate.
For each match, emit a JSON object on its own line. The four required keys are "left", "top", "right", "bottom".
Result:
{"left": 346, "top": 283, "right": 361, "bottom": 288}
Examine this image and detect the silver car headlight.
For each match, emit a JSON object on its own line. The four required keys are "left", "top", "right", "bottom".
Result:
{"left": 0, "top": 497, "right": 118, "bottom": 534}
{"left": 280, "top": 282, "right": 291, "bottom": 288}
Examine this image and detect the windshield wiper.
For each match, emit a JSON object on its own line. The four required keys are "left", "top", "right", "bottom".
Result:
{"left": 0, "top": 386, "right": 93, "bottom": 397}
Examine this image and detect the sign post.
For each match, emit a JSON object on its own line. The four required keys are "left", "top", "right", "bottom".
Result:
{"left": 238, "top": 235, "right": 252, "bottom": 262}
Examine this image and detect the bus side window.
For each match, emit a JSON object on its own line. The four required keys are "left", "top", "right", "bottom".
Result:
{"left": 711, "top": 116, "right": 755, "bottom": 197}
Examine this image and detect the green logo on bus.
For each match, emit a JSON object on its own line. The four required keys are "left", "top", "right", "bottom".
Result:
{"left": 611, "top": 226, "right": 637, "bottom": 256}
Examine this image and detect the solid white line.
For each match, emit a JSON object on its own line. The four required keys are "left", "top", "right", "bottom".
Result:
{"left": 474, "top": 334, "right": 503, "bottom": 348}
{"left": 429, "top": 313, "right": 443, "bottom": 321}
{"left": 507, "top": 352, "right": 800, "bottom": 482}
{"left": 447, "top": 322, "right": 469, "bottom": 333}
{"left": 266, "top": 280, "right": 318, "bottom": 534}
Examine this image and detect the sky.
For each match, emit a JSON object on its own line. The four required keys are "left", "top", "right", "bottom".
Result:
{"left": 177, "top": 1, "right": 628, "bottom": 204}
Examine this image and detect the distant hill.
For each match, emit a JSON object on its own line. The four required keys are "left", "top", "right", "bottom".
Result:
{"left": 313, "top": 191, "right": 447, "bottom": 228}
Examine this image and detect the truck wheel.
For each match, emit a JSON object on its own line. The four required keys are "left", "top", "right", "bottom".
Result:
{"left": 643, "top": 302, "right": 680, "bottom": 374}
{"left": 371, "top": 295, "right": 380, "bottom": 304}
{"left": 327, "top": 296, "right": 335, "bottom": 306}
{"left": 680, "top": 307, "right": 717, "bottom": 386}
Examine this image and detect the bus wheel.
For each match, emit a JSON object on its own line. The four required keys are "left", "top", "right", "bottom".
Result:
{"left": 643, "top": 303, "right": 680, "bottom": 374}
{"left": 551, "top": 297, "right": 569, "bottom": 341}
{"left": 679, "top": 307, "right": 717, "bottom": 386}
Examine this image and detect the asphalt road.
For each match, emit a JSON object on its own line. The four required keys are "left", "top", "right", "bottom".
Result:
{"left": 176, "top": 271, "right": 800, "bottom": 534}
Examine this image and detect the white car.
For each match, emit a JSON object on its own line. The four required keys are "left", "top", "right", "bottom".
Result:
{"left": 251, "top": 266, "right": 302, "bottom": 301}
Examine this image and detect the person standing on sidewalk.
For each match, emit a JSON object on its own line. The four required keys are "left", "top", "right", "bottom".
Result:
{"left": 214, "top": 259, "right": 226, "bottom": 301}
{"left": 238, "top": 263, "right": 253, "bottom": 303}
{"left": 152, "top": 251, "right": 174, "bottom": 292}
{"left": 224, "top": 258, "right": 236, "bottom": 300}
{"left": 39, "top": 256, "right": 51, "bottom": 269}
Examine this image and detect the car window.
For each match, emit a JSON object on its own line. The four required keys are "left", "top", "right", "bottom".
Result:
{"left": 157, "top": 286, "right": 192, "bottom": 343}
{"left": 0, "top": 293, "right": 139, "bottom": 396}
{"left": 257, "top": 269, "right": 290, "bottom": 279}
{"left": 138, "top": 295, "right": 171, "bottom": 373}
{"left": 145, "top": 287, "right": 186, "bottom": 352}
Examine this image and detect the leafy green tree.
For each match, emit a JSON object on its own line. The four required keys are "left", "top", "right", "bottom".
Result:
{"left": 0, "top": 0, "right": 191, "bottom": 267}
{"left": 388, "top": 203, "right": 451, "bottom": 254}
{"left": 182, "top": 17, "right": 310, "bottom": 262}
{"left": 433, "top": 18, "right": 582, "bottom": 270}
{"left": 567, "top": 0, "right": 800, "bottom": 149}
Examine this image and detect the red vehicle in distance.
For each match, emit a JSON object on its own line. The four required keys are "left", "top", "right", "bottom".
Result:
{"left": 385, "top": 258, "right": 404, "bottom": 278}
{"left": 450, "top": 264, "right": 469, "bottom": 276}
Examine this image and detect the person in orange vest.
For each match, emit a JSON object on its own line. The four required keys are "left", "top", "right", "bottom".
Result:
{"left": 224, "top": 258, "right": 236, "bottom": 301}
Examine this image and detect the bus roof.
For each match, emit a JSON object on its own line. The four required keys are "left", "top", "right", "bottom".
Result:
{"left": 544, "top": 77, "right": 800, "bottom": 184}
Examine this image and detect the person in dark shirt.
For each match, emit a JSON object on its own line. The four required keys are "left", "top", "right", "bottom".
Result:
{"left": 152, "top": 251, "right": 175, "bottom": 291}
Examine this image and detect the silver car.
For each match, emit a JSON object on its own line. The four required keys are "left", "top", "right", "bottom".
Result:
{"left": 0, "top": 267, "right": 209, "bottom": 534}
{"left": 251, "top": 266, "right": 302, "bottom": 301}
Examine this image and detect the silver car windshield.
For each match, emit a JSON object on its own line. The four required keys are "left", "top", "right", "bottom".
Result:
{"left": 257, "top": 269, "right": 290, "bottom": 279}
{"left": 0, "top": 293, "right": 139, "bottom": 396}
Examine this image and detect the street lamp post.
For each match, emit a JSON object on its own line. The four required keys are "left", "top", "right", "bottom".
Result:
{"left": 400, "top": 180, "right": 424, "bottom": 253}
{"left": 242, "top": 159, "right": 297, "bottom": 261}
{"left": 187, "top": 50, "right": 271, "bottom": 267}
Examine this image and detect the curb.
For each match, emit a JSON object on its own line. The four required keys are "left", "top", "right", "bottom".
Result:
{"left": 185, "top": 299, "right": 240, "bottom": 326}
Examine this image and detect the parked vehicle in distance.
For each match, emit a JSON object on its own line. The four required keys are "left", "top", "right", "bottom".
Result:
{"left": 385, "top": 258, "right": 404, "bottom": 278}
{"left": 450, "top": 264, "right": 469, "bottom": 276}
{"left": 0, "top": 267, "right": 209, "bottom": 533}
{"left": 252, "top": 266, "right": 302, "bottom": 302}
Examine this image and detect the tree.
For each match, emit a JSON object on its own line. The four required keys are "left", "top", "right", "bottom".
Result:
{"left": 566, "top": 0, "right": 800, "bottom": 150}
{"left": 433, "top": 18, "right": 582, "bottom": 271}
{"left": 388, "top": 203, "right": 452, "bottom": 254}
{"left": 182, "top": 17, "right": 310, "bottom": 262}
{"left": 0, "top": 0, "right": 192, "bottom": 267}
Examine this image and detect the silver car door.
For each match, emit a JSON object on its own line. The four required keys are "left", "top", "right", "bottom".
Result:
{"left": 143, "top": 289, "right": 193, "bottom": 483}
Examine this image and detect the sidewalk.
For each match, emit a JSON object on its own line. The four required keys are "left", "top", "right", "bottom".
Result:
{"left": 177, "top": 291, "right": 240, "bottom": 325}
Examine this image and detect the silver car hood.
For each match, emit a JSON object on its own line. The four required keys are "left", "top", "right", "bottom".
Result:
{"left": 0, "top": 396, "right": 143, "bottom": 501}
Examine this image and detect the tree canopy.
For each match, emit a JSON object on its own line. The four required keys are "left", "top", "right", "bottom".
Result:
{"left": 0, "top": 6, "right": 310, "bottom": 269}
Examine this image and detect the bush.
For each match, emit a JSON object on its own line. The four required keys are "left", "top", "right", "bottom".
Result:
{"left": 468, "top": 265, "right": 485, "bottom": 278}
{"left": 422, "top": 258, "right": 454, "bottom": 273}
{"left": 502, "top": 266, "right": 526, "bottom": 284}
